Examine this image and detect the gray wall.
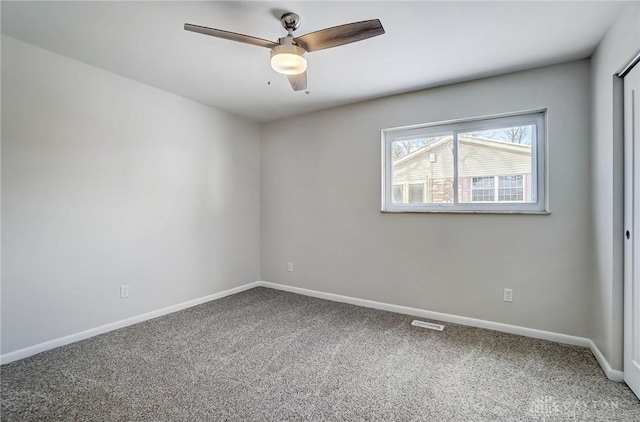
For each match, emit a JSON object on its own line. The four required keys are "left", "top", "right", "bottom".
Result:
{"left": 1, "top": 36, "right": 261, "bottom": 354}
{"left": 590, "top": 2, "right": 640, "bottom": 371}
{"left": 261, "top": 60, "right": 592, "bottom": 338}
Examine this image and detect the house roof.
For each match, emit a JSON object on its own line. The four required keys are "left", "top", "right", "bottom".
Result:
{"left": 393, "top": 136, "right": 530, "bottom": 166}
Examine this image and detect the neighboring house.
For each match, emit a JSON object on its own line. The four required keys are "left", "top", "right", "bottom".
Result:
{"left": 392, "top": 136, "right": 532, "bottom": 204}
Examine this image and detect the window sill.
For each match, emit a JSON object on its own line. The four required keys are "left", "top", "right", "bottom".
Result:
{"left": 381, "top": 209, "right": 551, "bottom": 215}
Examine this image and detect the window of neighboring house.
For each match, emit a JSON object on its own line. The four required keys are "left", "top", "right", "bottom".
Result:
{"left": 471, "top": 177, "right": 495, "bottom": 202}
{"left": 408, "top": 183, "right": 425, "bottom": 203}
{"left": 392, "top": 185, "right": 404, "bottom": 203}
{"left": 392, "top": 181, "right": 427, "bottom": 203}
{"left": 498, "top": 175, "right": 524, "bottom": 201}
{"left": 381, "top": 111, "right": 546, "bottom": 213}
{"left": 471, "top": 175, "right": 525, "bottom": 202}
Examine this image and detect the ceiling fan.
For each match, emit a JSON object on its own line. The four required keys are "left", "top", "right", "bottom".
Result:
{"left": 184, "top": 13, "right": 385, "bottom": 92}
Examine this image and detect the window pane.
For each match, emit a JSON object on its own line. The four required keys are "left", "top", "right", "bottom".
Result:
{"left": 384, "top": 111, "right": 544, "bottom": 212}
{"left": 392, "top": 185, "right": 404, "bottom": 203}
{"left": 391, "top": 135, "right": 453, "bottom": 204}
{"left": 458, "top": 125, "right": 533, "bottom": 203}
{"left": 471, "top": 177, "right": 495, "bottom": 202}
{"left": 498, "top": 175, "right": 524, "bottom": 201}
{"left": 408, "top": 183, "right": 424, "bottom": 203}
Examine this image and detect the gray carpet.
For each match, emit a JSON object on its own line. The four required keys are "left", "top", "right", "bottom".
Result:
{"left": 2, "top": 287, "right": 639, "bottom": 421}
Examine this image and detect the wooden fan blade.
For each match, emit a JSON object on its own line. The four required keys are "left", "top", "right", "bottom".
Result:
{"left": 288, "top": 71, "right": 307, "bottom": 91}
{"left": 294, "top": 19, "right": 384, "bottom": 52}
{"left": 184, "top": 23, "right": 278, "bottom": 49}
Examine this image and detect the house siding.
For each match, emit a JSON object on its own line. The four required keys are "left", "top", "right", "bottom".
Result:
{"left": 392, "top": 137, "right": 532, "bottom": 203}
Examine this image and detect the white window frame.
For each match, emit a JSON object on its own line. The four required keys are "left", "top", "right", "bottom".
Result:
{"left": 381, "top": 110, "right": 547, "bottom": 213}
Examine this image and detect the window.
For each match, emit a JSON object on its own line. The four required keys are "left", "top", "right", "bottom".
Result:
{"left": 381, "top": 111, "right": 546, "bottom": 212}
{"left": 392, "top": 181, "right": 427, "bottom": 203}
{"left": 392, "top": 185, "right": 404, "bottom": 203}
{"left": 408, "top": 183, "right": 425, "bottom": 203}
{"left": 498, "top": 175, "right": 524, "bottom": 201}
{"left": 471, "top": 177, "right": 495, "bottom": 202}
{"left": 470, "top": 175, "right": 525, "bottom": 202}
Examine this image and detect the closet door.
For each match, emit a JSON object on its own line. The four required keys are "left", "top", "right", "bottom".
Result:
{"left": 624, "top": 62, "right": 640, "bottom": 399}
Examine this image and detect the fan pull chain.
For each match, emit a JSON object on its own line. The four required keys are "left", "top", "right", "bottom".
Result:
{"left": 267, "top": 52, "right": 271, "bottom": 86}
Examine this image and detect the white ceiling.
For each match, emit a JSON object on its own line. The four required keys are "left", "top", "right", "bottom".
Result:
{"left": 1, "top": 1, "right": 630, "bottom": 122}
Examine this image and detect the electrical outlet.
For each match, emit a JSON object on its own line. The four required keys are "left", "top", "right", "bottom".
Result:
{"left": 503, "top": 288, "right": 513, "bottom": 302}
{"left": 287, "top": 262, "right": 293, "bottom": 272}
{"left": 120, "top": 284, "right": 130, "bottom": 298}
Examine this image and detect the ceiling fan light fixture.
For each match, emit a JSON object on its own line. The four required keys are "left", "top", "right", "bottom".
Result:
{"left": 270, "top": 44, "right": 307, "bottom": 75}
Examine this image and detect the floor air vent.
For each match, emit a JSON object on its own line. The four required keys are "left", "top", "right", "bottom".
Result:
{"left": 411, "top": 320, "right": 445, "bottom": 331}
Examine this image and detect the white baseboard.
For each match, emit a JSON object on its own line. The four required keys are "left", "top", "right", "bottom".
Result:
{"left": 0, "top": 281, "right": 261, "bottom": 365}
{"left": 588, "top": 339, "right": 625, "bottom": 382}
{"left": 2, "top": 279, "right": 625, "bottom": 383}
{"left": 258, "top": 281, "right": 623, "bottom": 382}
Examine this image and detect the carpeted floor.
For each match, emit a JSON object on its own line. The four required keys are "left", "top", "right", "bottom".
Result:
{"left": 2, "top": 287, "right": 639, "bottom": 421}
